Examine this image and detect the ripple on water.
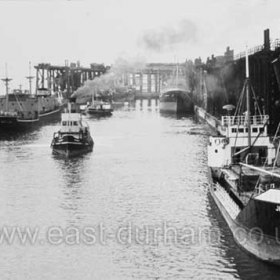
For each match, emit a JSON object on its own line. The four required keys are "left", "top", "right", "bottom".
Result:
{"left": 1, "top": 107, "right": 279, "bottom": 279}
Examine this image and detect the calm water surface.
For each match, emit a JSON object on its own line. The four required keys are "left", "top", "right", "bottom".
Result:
{"left": 0, "top": 100, "right": 280, "bottom": 280}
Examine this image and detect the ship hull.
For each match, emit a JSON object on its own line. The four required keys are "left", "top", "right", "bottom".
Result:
{"left": 39, "top": 107, "right": 62, "bottom": 122}
{"left": 159, "top": 89, "right": 193, "bottom": 114}
{"left": 87, "top": 108, "right": 113, "bottom": 117}
{"left": 159, "top": 101, "right": 177, "bottom": 113}
{"left": 208, "top": 167, "right": 280, "bottom": 265}
{"left": 52, "top": 141, "right": 93, "bottom": 157}
{"left": 0, "top": 116, "right": 39, "bottom": 130}
{"left": 0, "top": 106, "right": 63, "bottom": 131}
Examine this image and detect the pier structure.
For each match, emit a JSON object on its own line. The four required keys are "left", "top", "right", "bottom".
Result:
{"left": 194, "top": 29, "right": 280, "bottom": 134}
{"left": 34, "top": 62, "right": 109, "bottom": 98}
{"left": 118, "top": 63, "right": 188, "bottom": 101}
{"left": 233, "top": 29, "right": 280, "bottom": 132}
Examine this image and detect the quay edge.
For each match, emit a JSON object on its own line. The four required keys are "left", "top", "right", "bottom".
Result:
{"left": 194, "top": 105, "right": 223, "bottom": 134}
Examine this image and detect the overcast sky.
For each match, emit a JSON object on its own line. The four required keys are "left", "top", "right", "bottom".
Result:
{"left": 0, "top": 0, "right": 280, "bottom": 90}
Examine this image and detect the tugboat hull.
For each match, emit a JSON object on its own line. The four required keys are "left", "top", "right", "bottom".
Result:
{"left": 86, "top": 100, "right": 113, "bottom": 117}
{"left": 87, "top": 108, "right": 113, "bottom": 117}
{"left": 52, "top": 142, "right": 93, "bottom": 157}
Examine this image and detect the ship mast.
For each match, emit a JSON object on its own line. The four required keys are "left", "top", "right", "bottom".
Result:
{"left": 176, "top": 63, "right": 179, "bottom": 87}
{"left": 1, "top": 64, "right": 12, "bottom": 112}
{"left": 26, "top": 61, "right": 34, "bottom": 95}
{"left": 245, "top": 47, "right": 251, "bottom": 148}
{"left": 92, "top": 86, "right": 95, "bottom": 105}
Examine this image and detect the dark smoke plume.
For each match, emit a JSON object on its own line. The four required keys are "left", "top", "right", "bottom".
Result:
{"left": 139, "top": 19, "right": 197, "bottom": 52}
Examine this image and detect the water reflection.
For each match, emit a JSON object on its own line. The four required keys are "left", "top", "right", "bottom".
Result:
{"left": 54, "top": 156, "right": 89, "bottom": 225}
{"left": 159, "top": 111, "right": 194, "bottom": 120}
{"left": 135, "top": 99, "right": 159, "bottom": 112}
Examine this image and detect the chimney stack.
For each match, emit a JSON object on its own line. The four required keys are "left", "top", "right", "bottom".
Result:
{"left": 264, "top": 29, "right": 270, "bottom": 50}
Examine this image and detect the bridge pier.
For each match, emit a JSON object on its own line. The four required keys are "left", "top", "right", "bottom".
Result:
{"left": 34, "top": 62, "right": 108, "bottom": 97}
{"left": 123, "top": 63, "right": 187, "bottom": 101}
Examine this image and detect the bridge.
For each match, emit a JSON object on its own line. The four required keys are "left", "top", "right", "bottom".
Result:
{"left": 33, "top": 61, "right": 190, "bottom": 103}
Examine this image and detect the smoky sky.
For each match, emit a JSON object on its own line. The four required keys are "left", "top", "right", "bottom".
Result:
{"left": 72, "top": 55, "right": 147, "bottom": 100}
{"left": 139, "top": 19, "right": 197, "bottom": 52}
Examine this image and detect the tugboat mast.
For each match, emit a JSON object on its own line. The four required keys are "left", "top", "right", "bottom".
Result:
{"left": 1, "top": 64, "right": 12, "bottom": 112}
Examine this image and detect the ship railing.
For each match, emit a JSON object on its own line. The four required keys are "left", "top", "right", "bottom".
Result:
{"left": 222, "top": 115, "right": 269, "bottom": 126}
{"left": 0, "top": 111, "right": 17, "bottom": 117}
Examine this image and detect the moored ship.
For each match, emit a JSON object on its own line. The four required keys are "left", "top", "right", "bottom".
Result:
{"left": 159, "top": 64, "right": 193, "bottom": 114}
{"left": 0, "top": 88, "right": 39, "bottom": 128}
{"left": 159, "top": 88, "right": 193, "bottom": 113}
{"left": 207, "top": 52, "right": 280, "bottom": 264}
{"left": 0, "top": 89, "right": 63, "bottom": 130}
{"left": 0, "top": 67, "right": 64, "bottom": 131}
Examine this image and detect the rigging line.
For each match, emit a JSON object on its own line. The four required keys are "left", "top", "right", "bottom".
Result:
{"left": 241, "top": 80, "right": 248, "bottom": 114}
{"left": 243, "top": 120, "right": 271, "bottom": 197}
{"left": 233, "top": 119, "right": 269, "bottom": 157}
{"left": 233, "top": 121, "right": 240, "bottom": 156}
{"left": 272, "top": 122, "right": 280, "bottom": 171}
{"left": 14, "top": 92, "right": 24, "bottom": 112}
{"left": 234, "top": 91, "right": 242, "bottom": 117}
{"left": 273, "top": 122, "right": 280, "bottom": 143}
{"left": 251, "top": 120, "right": 268, "bottom": 146}
{"left": 246, "top": 152, "right": 269, "bottom": 199}
{"left": 232, "top": 81, "right": 247, "bottom": 156}
{"left": 250, "top": 84, "right": 262, "bottom": 115}
{"left": 234, "top": 80, "right": 246, "bottom": 118}
{"left": 273, "top": 142, "right": 280, "bottom": 171}
{"left": 241, "top": 163, "right": 280, "bottom": 179}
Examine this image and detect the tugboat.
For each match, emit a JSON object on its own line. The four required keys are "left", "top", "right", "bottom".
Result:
{"left": 87, "top": 100, "right": 113, "bottom": 116}
{"left": 86, "top": 91, "right": 113, "bottom": 116}
{"left": 51, "top": 103, "right": 94, "bottom": 157}
{"left": 207, "top": 50, "right": 280, "bottom": 265}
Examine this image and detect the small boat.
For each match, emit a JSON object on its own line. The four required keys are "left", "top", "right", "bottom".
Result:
{"left": 87, "top": 100, "right": 113, "bottom": 116}
{"left": 51, "top": 104, "right": 94, "bottom": 157}
{"left": 85, "top": 89, "right": 113, "bottom": 117}
{"left": 207, "top": 49, "right": 280, "bottom": 265}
